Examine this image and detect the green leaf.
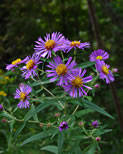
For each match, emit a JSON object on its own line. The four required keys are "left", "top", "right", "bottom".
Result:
{"left": 20, "top": 128, "right": 57, "bottom": 147}
{"left": 75, "top": 109, "right": 94, "bottom": 117}
{"left": 24, "top": 101, "right": 52, "bottom": 121}
{"left": 86, "top": 143, "right": 97, "bottom": 154}
{"left": 31, "top": 104, "right": 39, "bottom": 122}
{"left": 14, "top": 122, "right": 26, "bottom": 139}
{"left": 73, "top": 146, "right": 82, "bottom": 154}
{"left": 94, "top": 129, "right": 112, "bottom": 136}
{"left": 41, "top": 145, "right": 58, "bottom": 154}
{"left": 58, "top": 131, "right": 64, "bottom": 154}
{"left": 31, "top": 80, "right": 52, "bottom": 87}
{"left": 81, "top": 98, "right": 114, "bottom": 119}
{"left": 0, "top": 112, "right": 13, "bottom": 119}
{"left": 78, "top": 61, "right": 95, "bottom": 69}
{"left": 68, "top": 98, "right": 114, "bottom": 119}
{"left": 10, "top": 120, "right": 14, "bottom": 133}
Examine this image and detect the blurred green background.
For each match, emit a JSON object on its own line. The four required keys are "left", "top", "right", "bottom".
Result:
{"left": 0, "top": 0, "right": 123, "bottom": 153}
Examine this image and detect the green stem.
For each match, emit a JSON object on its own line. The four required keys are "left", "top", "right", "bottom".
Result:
{"left": 82, "top": 125, "right": 95, "bottom": 140}
{"left": 74, "top": 49, "right": 77, "bottom": 61}
{"left": 42, "top": 85, "right": 64, "bottom": 109}
{"left": 60, "top": 51, "right": 64, "bottom": 60}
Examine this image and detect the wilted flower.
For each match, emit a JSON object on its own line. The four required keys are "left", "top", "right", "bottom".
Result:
{"left": 89, "top": 49, "right": 109, "bottom": 61}
{"left": 59, "top": 121, "right": 68, "bottom": 131}
{"left": 0, "top": 104, "right": 3, "bottom": 111}
{"left": 14, "top": 84, "right": 32, "bottom": 108}
{"left": 96, "top": 60, "right": 114, "bottom": 84}
{"left": 96, "top": 137, "right": 101, "bottom": 141}
{"left": 92, "top": 120, "right": 99, "bottom": 127}
{"left": 21, "top": 54, "right": 42, "bottom": 79}
{"left": 65, "top": 40, "right": 90, "bottom": 53}
{"left": 63, "top": 68, "right": 93, "bottom": 97}
{"left": 46, "top": 56, "right": 76, "bottom": 86}
{"left": 34, "top": 32, "right": 66, "bottom": 58}
{"left": 6, "top": 58, "right": 25, "bottom": 70}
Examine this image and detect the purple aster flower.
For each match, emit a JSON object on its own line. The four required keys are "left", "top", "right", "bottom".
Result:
{"left": 89, "top": 49, "right": 109, "bottom": 62}
{"left": 14, "top": 84, "right": 32, "bottom": 108}
{"left": 96, "top": 60, "right": 115, "bottom": 84}
{"left": 92, "top": 120, "right": 99, "bottom": 127}
{"left": 63, "top": 68, "right": 93, "bottom": 98}
{"left": 0, "top": 104, "right": 3, "bottom": 111}
{"left": 21, "top": 54, "right": 42, "bottom": 79}
{"left": 6, "top": 58, "right": 24, "bottom": 71}
{"left": 34, "top": 32, "right": 66, "bottom": 58}
{"left": 64, "top": 40, "right": 90, "bottom": 53}
{"left": 46, "top": 56, "right": 77, "bottom": 86}
{"left": 59, "top": 121, "right": 68, "bottom": 131}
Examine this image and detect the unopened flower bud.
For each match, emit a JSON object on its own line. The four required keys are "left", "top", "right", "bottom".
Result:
{"left": 2, "top": 118, "right": 7, "bottom": 123}
{"left": 55, "top": 113, "right": 61, "bottom": 118}
{"left": 96, "top": 137, "right": 101, "bottom": 141}
{"left": 78, "top": 121, "right": 84, "bottom": 126}
{"left": 94, "top": 84, "right": 100, "bottom": 89}
{"left": 92, "top": 120, "right": 99, "bottom": 128}
{"left": 112, "top": 68, "right": 118, "bottom": 73}
{"left": 39, "top": 123, "right": 43, "bottom": 128}
{"left": 19, "top": 83, "right": 24, "bottom": 88}
{"left": 0, "top": 104, "right": 3, "bottom": 111}
{"left": 47, "top": 123, "right": 51, "bottom": 128}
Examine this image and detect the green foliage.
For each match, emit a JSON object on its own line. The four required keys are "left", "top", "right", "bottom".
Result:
{"left": 0, "top": 0, "right": 123, "bottom": 153}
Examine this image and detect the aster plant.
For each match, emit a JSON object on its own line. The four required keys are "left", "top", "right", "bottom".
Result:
{"left": 89, "top": 49, "right": 109, "bottom": 61}
{"left": 34, "top": 32, "right": 66, "bottom": 58}
{"left": 65, "top": 40, "right": 90, "bottom": 53}
{"left": 63, "top": 68, "right": 93, "bottom": 97}
{"left": 6, "top": 58, "right": 24, "bottom": 70}
{"left": 4, "top": 32, "right": 116, "bottom": 154}
{"left": 14, "top": 84, "right": 32, "bottom": 108}
{"left": 46, "top": 56, "right": 77, "bottom": 85}
{"left": 21, "top": 53, "right": 42, "bottom": 79}
{"left": 96, "top": 60, "right": 115, "bottom": 84}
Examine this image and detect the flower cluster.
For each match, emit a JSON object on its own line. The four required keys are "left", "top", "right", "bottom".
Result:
{"left": 5, "top": 32, "right": 115, "bottom": 108}
{"left": 89, "top": 49, "right": 115, "bottom": 84}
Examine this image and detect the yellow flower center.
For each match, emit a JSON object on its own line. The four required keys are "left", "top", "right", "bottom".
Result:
{"left": 56, "top": 64, "right": 67, "bottom": 76}
{"left": 70, "top": 41, "right": 80, "bottom": 47}
{"left": 71, "top": 76, "right": 83, "bottom": 87}
{"left": 45, "top": 40, "right": 56, "bottom": 50}
{"left": 12, "top": 58, "right": 21, "bottom": 65}
{"left": 96, "top": 56, "right": 103, "bottom": 60}
{"left": 26, "top": 60, "right": 35, "bottom": 70}
{"left": 102, "top": 65, "right": 109, "bottom": 75}
{"left": 0, "top": 91, "right": 7, "bottom": 96}
{"left": 20, "top": 92, "right": 26, "bottom": 101}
